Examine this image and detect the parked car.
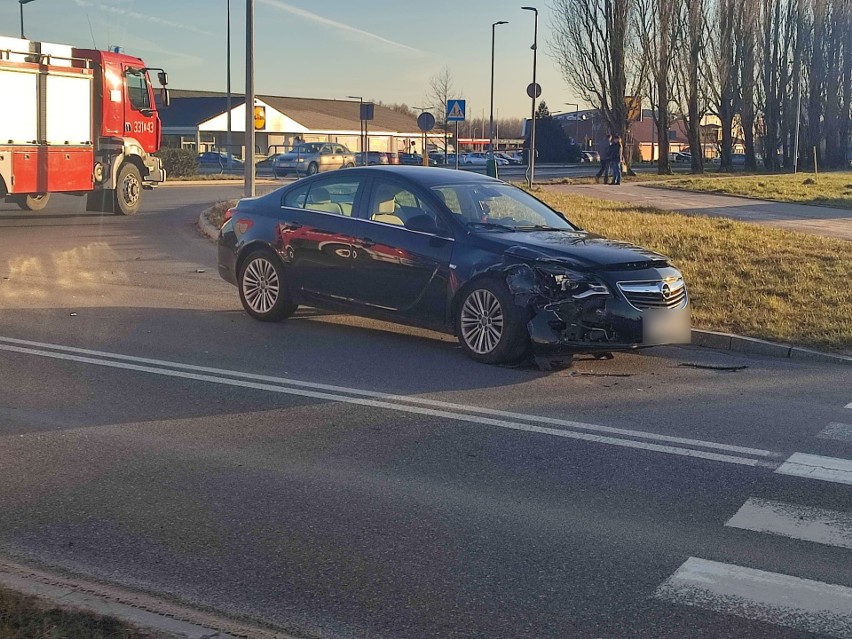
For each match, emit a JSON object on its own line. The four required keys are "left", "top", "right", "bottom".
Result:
{"left": 273, "top": 143, "right": 356, "bottom": 177}
{"left": 580, "top": 151, "right": 600, "bottom": 164}
{"left": 356, "top": 151, "right": 390, "bottom": 166}
{"left": 218, "top": 166, "right": 691, "bottom": 364}
{"left": 731, "top": 153, "right": 746, "bottom": 166}
{"left": 672, "top": 152, "right": 692, "bottom": 163}
{"left": 495, "top": 152, "right": 523, "bottom": 165}
{"left": 398, "top": 153, "right": 437, "bottom": 166}
{"left": 463, "top": 153, "right": 509, "bottom": 166}
{"left": 197, "top": 152, "right": 244, "bottom": 172}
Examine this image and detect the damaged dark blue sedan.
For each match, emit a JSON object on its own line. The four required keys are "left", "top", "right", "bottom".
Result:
{"left": 217, "top": 166, "right": 690, "bottom": 364}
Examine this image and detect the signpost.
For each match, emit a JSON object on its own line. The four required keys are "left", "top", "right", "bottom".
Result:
{"left": 446, "top": 100, "right": 465, "bottom": 170}
{"left": 417, "top": 112, "right": 436, "bottom": 167}
{"left": 360, "top": 102, "right": 374, "bottom": 167}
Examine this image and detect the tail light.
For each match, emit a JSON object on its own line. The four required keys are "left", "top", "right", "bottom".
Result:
{"left": 223, "top": 207, "right": 235, "bottom": 224}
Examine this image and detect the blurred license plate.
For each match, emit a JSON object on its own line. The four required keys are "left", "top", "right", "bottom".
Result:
{"left": 643, "top": 307, "right": 691, "bottom": 345}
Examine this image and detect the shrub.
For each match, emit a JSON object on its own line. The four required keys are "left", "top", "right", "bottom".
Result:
{"left": 155, "top": 148, "right": 198, "bottom": 178}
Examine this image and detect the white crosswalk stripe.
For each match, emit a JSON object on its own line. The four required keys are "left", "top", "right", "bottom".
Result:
{"left": 656, "top": 558, "right": 852, "bottom": 638}
{"left": 725, "top": 497, "right": 852, "bottom": 550}
{"left": 775, "top": 453, "right": 852, "bottom": 485}
{"left": 819, "top": 423, "right": 852, "bottom": 443}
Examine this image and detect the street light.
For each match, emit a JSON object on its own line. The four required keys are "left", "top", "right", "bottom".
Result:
{"left": 19, "top": 0, "right": 37, "bottom": 39}
{"left": 347, "top": 95, "right": 366, "bottom": 166}
{"left": 564, "top": 102, "right": 580, "bottom": 144}
{"left": 522, "top": 6, "right": 538, "bottom": 188}
{"left": 226, "top": 0, "right": 233, "bottom": 169}
{"left": 488, "top": 20, "right": 508, "bottom": 177}
{"left": 244, "top": 0, "right": 255, "bottom": 198}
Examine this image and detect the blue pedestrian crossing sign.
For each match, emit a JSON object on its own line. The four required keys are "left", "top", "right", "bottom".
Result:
{"left": 446, "top": 99, "right": 466, "bottom": 122}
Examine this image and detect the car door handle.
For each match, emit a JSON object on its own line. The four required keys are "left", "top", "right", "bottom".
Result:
{"left": 358, "top": 238, "right": 376, "bottom": 248}
{"left": 281, "top": 222, "right": 302, "bottom": 230}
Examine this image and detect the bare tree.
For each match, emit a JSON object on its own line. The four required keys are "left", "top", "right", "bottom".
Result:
{"left": 550, "top": 0, "right": 645, "bottom": 158}
{"left": 636, "top": 0, "right": 679, "bottom": 173}
{"left": 425, "top": 66, "right": 459, "bottom": 153}
{"left": 740, "top": 0, "right": 760, "bottom": 170}
{"left": 708, "top": 0, "right": 741, "bottom": 171}
{"left": 672, "top": 0, "right": 711, "bottom": 173}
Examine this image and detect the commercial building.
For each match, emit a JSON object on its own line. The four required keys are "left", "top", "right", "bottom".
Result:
{"left": 159, "top": 90, "right": 436, "bottom": 159}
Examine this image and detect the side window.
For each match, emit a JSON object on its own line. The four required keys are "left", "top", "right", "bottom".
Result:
{"left": 368, "top": 180, "right": 445, "bottom": 233}
{"left": 281, "top": 182, "right": 309, "bottom": 209}
{"left": 321, "top": 145, "right": 332, "bottom": 155}
{"left": 302, "top": 177, "right": 361, "bottom": 216}
{"left": 126, "top": 71, "right": 151, "bottom": 110}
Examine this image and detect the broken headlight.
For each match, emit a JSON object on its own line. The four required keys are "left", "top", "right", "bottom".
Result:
{"left": 535, "top": 264, "right": 610, "bottom": 300}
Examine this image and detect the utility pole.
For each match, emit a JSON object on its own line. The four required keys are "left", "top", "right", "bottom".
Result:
{"left": 244, "top": 0, "right": 255, "bottom": 197}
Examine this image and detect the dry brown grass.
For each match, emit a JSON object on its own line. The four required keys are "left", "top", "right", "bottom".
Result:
{"left": 0, "top": 587, "right": 153, "bottom": 638}
{"left": 537, "top": 191, "right": 852, "bottom": 350}
{"left": 653, "top": 170, "right": 852, "bottom": 209}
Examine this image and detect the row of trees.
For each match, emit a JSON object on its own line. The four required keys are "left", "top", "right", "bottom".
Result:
{"left": 551, "top": 0, "right": 852, "bottom": 173}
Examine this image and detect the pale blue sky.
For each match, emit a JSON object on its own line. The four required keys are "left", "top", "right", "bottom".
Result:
{"left": 2, "top": 0, "right": 584, "bottom": 118}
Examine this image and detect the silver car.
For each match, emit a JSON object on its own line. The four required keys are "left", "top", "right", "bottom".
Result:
{"left": 273, "top": 143, "right": 356, "bottom": 177}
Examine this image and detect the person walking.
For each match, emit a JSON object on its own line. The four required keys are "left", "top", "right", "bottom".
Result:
{"left": 595, "top": 134, "right": 611, "bottom": 184}
{"left": 609, "top": 134, "right": 623, "bottom": 185}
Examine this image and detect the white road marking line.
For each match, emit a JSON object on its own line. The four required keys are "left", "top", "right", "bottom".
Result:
{"left": 725, "top": 498, "right": 852, "bottom": 550}
{"left": 846, "top": 401, "right": 852, "bottom": 409}
{"left": 0, "top": 341, "right": 776, "bottom": 468}
{"left": 819, "top": 423, "right": 852, "bottom": 443}
{"left": 775, "top": 453, "right": 852, "bottom": 486}
{"left": 0, "top": 335, "right": 778, "bottom": 459}
{"left": 656, "top": 557, "right": 852, "bottom": 639}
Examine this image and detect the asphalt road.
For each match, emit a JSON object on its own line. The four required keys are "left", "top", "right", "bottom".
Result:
{"left": 0, "top": 187, "right": 851, "bottom": 639}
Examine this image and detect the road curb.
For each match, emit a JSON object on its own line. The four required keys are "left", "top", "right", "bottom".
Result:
{"left": 197, "top": 210, "right": 849, "bottom": 366}
{"left": 0, "top": 557, "right": 293, "bottom": 639}
{"left": 163, "top": 178, "right": 279, "bottom": 187}
{"left": 198, "top": 208, "right": 220, "bottom": 241}
{"left": 691, "top": 329, "right": 851, "bottom": 366}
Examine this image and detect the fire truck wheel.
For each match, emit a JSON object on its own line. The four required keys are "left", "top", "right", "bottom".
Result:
{"left": 15, "top": 193, "right": 50, "bottom": 211}
{"left": 114, "top": 163, "right": 142, "bottom": 216}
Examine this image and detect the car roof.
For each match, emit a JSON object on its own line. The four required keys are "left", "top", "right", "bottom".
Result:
{"left": 320, "top": 165, "right": 504, "bottom": 186}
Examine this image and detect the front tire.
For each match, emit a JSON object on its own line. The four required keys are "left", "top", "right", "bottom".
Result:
{"left": 114, "top": 163, "right": 142, "bottom": 215}
{"left": 455, "top": 280, "right": 530, "bottom": 364}
{"left": 238, "top": 250, "right": 298, "bottom": 321}
{"left": 306, "top": 162, "right": 319, "bottom": 176}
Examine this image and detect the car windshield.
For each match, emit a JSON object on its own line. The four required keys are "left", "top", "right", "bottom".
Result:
{"left": 292, "top": 143, "right": 322, "bottom": 154}
{"left": 432, "top": 183, "right": 578, "bottom": 230}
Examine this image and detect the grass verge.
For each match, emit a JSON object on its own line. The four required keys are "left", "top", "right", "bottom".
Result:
{"left": 537, "top": 191, "right": 851, "bottom": 351}
{"left": 0, "top": 586, "right": 154, "bottom": 639}
{"left": 652, "top": 170, "right": 852, "bottom": 209}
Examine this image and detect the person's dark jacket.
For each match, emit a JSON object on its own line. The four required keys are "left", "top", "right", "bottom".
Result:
{"left": 609, "top": 140, "right": 622, "bottom": 164}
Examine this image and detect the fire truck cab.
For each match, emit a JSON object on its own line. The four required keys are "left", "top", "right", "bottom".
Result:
{"left": 0, "top": 36, "right": 169, "bottom": 214}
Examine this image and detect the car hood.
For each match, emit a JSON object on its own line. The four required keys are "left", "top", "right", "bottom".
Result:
{"left": 479, "top": 230, "right": 671, "bottom": 270}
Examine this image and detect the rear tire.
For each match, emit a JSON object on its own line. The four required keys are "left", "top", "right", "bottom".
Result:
{"left": 455, "top": 279, "right": 530, "bottom": 364}
{"left": 238, "top": 250, "right": 298, "bottom": 322}
{"left": 15, "top": 193, "right": 50, "bottom": 211}
{"left": 113, "top": 163, "right": 142, "bottom": 216}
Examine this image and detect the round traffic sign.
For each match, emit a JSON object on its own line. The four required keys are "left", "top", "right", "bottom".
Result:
{"left": 526, "top": 82, "right": 542, "bottom": 99}
{"left": 417, "top": 112, "right": 436, "bottom": 132}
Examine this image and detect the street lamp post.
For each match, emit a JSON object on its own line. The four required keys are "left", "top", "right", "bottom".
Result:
{"left": 244, "top": 0, "right": 255, "bottom": 197}
{"left": 19, "top": 0, "right": 37, "bottom": 39}
{"left": 347, "top": 96, "right": 365, "bottom": 166}
{"left": 488, "top": 20, "right": 508, "bottom": 177}
{"left": 226, "top": 0, "right": 232, "bottom": 169}
{"left": 522, "top": 6, "right": 538, "bottom": 188}
{"left": 564, "top": 102, "right": 580, "bottom": 144}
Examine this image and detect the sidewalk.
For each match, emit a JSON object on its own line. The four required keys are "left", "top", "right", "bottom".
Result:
{"left": 543, "top": 182, "right": 852, "bottom": 241}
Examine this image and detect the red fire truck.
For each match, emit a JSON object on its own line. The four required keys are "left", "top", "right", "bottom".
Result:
{"left": 0, "top": 36, "right": 169, "bottom": 214}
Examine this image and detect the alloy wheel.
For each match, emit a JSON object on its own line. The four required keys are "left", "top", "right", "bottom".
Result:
{"left": 460, "top": 289, "right": 505, "bottom": 354}
{"left": 242, "top": 258, "right": 280, "bottom": 314}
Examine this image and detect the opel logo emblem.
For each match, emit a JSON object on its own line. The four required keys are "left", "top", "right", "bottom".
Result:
{"left": 661, "top": 282, "right": 672, "bottom": 299}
